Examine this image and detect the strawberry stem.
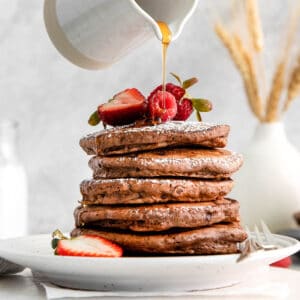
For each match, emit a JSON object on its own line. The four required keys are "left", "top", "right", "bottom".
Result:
{"left": 88, "top": 111, "right": 101, "bottom": 126}
{"left": 52, "top": 238, "right": 59, "bottom": 249}
{"left": 51, "top": 229, "right": 68, "bottom": 250}
{"left": 52, "top": 229, "right": 68, "bottom": 240}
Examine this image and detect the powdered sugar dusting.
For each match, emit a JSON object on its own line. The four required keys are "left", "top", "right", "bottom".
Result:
{"left": 81, "top": 177, "right": 231, "bottom": 186}
{"left": 89, "top": 148, "right": 243, "bottom": 179}
{"left": 82, "top": 178, "right": 176, "bottom": 185}
{"left": 105, "top": 149, "right": 242, "bottom": 171}
{"left": 84, "top": 121, "right": 228, "bottom": 139}
{"left": 79, "top": 121, "right": 230, "bottom": 155}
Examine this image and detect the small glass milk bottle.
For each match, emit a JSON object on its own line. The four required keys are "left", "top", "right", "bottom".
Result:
{"left": 0, "top": 120, "right": 28, "bottom": 238}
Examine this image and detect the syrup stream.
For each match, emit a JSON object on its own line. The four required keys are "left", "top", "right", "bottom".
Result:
{"left": 157, "top": 21, "right": 172, "bottom": 109}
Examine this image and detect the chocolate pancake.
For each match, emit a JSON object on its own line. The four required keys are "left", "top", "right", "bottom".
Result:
{"left": 74, "top": 198, "right": 240, "bottom": 231}
{"left": 80, "top": 178, "right": 234, "bottom": 205}
{"left": 80, "top": 122, "right": 230, "bottom": 156}
{"left": 89, "top": 148, "right": 243, "bottom": 179}
{"left": 71, "top": 222, "right": 247, "bottom": 254}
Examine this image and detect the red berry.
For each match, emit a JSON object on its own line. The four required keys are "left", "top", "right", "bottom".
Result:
{"left": 173, "top": 98, "right": 194, "bottom": 121}
{"left": 148, "top": 83, "right": 185, "bottom": 102}
{"left": 148, "top": 90, "right": 177, "bottom": 122}
{"left": 98, "top": 88, "right": 147, "bottom": 126}
{"left": 166, "top": 83, "right": 185, "bottom": 100}
{"left": 147, "top": 83, "right": 192, "bottom": 121}
{"left": 270, "top": 256, "right": 292, "bottom": 268}
{"left": 54, "top": 234, "right": 123, "bottom": 258}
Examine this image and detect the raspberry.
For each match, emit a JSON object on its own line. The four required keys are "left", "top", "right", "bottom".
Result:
{"left": 173, "top": 98, "right": 194, "bottom": 121}
{"left": 148, "top": 83, "right": 185, "bottom": 101}
{"left": 166, "top": 83, "right": 185, "bottom": 100}
{"left": 148, "top": 91, "right": 177, "bottom": 122}
{"left": 148, "top": 83, "right": 193, "bottom": 121}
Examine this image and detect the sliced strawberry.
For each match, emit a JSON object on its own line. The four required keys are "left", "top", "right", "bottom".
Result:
{"left": 97, "top": 88, "right": 147, "bottom": 126}
{"left": 148, "top": 90, "right": 177, "bottom": 122}
{"left": 173, "top": 98, "right": 193, "bottom": 121}
{"left": 270, "top": 256, "right": 292, "bottom": 268}
{"left": 54, "top": 234, "right": 123, "bottom": 258}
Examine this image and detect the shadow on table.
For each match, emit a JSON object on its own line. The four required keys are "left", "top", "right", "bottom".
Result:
{"left": 0, "top": 272, "right": 46, "bottom": 300}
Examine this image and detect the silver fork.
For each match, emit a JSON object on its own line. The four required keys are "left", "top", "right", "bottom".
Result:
{"left": 237, "top": 221, "right": 279, "bottom": 263}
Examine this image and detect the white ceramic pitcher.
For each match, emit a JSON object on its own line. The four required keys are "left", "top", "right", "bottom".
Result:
{"left": 44, "top": 0, "right": 198, "bottom": 70}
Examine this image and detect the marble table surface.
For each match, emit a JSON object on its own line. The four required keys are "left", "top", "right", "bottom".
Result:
{"left": 1, "top": 267, "right": 300, "bottom": 300}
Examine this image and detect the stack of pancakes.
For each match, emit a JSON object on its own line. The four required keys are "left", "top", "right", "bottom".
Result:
{"left": 72, "top": 122, "right": 247, "bottom": 255}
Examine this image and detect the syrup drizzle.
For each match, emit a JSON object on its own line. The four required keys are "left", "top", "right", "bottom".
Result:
{"left": 157, "top": 21, "right": 172, "bottom": 108}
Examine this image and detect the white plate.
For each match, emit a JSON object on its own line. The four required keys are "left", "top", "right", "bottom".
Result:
{"left": 0, "top": 233, "right": 299, "bottom": 291}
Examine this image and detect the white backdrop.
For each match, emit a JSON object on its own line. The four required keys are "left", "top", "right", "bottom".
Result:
{"left": 0, "top": 0, "right": 299, "bottom": 233}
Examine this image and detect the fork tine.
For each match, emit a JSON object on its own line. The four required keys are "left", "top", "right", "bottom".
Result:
{"left": 238, "top": 221, "right": 278, "bottom": 262}
{"left": 254, "top": 225, "right": 263, "bottom": 245}
{"left": 260, "top": 220, "right": 273, "bottom": 243}
{"left": 244, "top": 226, "right": 258, "bottom": 251}
{"left": 244, "top": 225, "right": 251, "bottom": 239}
{"left": 237, "top": 240, "right": 251, "bottom": 263}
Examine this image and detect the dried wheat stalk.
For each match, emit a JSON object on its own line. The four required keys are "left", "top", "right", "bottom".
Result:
{"left": 265, "top": 61, "right": 286, "bottom": 122}
{"left": 283, "top": 7, "right": 300, "bottom": 58}
{"left": 284, "top": 56, "right": 300, "bottom": 111}
{"left": 233, "top": 34, "right": 263, "bottom": 120}
{"left": 214, "top": 23, "right": 245, "bottom": 72}
{"left": 215, "top": 22, "right": 263, "bottom": 119}
{"left": 215, "top": 1, "right": 300, "bottom": 122}
{"left": 246, "top": 0, "right": 263, "bottom": 52}
{"left": 266, "top": 7, "right": 300, "bottom": 119}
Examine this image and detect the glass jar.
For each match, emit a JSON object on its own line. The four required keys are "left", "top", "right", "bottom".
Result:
{"left": 0, "top": 120, "right": 28, "bottom": 238}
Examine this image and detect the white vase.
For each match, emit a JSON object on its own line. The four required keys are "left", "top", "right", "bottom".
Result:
{"left": 231, "top": 122, "right": 300, "bottom": 232}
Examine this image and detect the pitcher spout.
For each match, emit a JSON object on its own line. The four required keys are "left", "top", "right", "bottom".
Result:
{"left": 130, "top": 0, "right": 198, "bottom": 41}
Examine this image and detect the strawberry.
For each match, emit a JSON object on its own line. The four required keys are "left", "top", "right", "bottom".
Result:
{"left": 52, "top": 230, "right": 123, "bottom": 258}
{"left": 89, "top": 88, "right": 147, "bottom": 127}
{"left": 270, "top": 256, "right": 292, "bottom": 268}
{"left": 148, "top": 90, "right": 177, "bottom": 122}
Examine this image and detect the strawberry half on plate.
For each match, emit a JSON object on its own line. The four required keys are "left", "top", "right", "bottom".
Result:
{"left": 95, "top": 88, "right": 147, "bottom": 126}
{"left": 52, "top": 230, "right": 123, "bottom": 258}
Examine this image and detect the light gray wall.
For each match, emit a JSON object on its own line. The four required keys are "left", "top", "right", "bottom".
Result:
{"left": 1, "top": 0, "right": 299, "bottom": 233}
